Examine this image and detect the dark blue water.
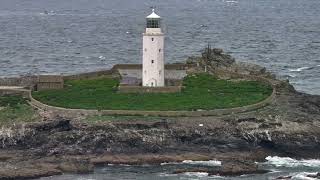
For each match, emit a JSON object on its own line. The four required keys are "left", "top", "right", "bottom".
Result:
{"left": 1, "top": 0, "right": 320, "bottom": 178}
{"left": 0, "top": 0, "right": 319, "bottom": 94}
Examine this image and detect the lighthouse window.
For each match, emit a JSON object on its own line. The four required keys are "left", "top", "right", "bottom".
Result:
{"left": 147, "top": 19, "right": 160, "bottom": 28}
{"left": 151, "top": 60, "right": 154, "bottom": 64}
{"left": 151, "top": 38, "right": 154, "bottom": 41}
{"left": 159, "top": 48, "right": 161, "bottom": 52}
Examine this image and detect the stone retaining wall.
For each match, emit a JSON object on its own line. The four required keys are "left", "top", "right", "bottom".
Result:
{"left": 0, "top": 64, "right": 196, "bottom": 88}
{"left": 0, "top": 76, "right": 38, "bottom": 89}
{"left": 29, "top": 86, "right": 276, "bottom": 118}
{"left": 118, "top": 85, "right": 182, "bottom": 93}
{"left": 0, "top": 88, "right": 31, "bottom": 98}
{"left": 1, "top": 63, "right": 278, "bottom": 117}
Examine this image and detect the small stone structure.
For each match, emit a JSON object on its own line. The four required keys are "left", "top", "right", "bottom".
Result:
{"left": 118, "top": 64, "right": 189, "bottom": 93}
{"left": 118, "top": 85, "right": 182, "bottom": 93}
{"left": 37, "top": 75, "right": 64, "bottom": 91}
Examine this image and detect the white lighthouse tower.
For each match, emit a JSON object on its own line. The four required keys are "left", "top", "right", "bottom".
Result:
{"left": 142, "top": 9, "right": 165, "bottom": 87}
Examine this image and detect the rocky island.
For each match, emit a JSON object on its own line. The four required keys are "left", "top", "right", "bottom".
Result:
{"left": 0, "top": 48, "right": 319, "bottom": 179}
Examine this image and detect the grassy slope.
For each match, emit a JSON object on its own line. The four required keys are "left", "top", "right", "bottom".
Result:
{"left": 32, "top": 74, "right": 273, "bottom": 111}
{"left": 0, "top": 95, "right": 38, "bottom": 126}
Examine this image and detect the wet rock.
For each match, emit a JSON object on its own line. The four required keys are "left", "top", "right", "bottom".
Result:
{"left": 58, "top": 161, "right": 94, "bottom": 174}
{"left": 209, "top": 160, "right": 269, "bottom": 176}
{"left": 173, "top": 160, "right": 269, "bottom": 177}
{"left": 0, "top": 165, "right": 62, "bottom": 180}
{"left": 276, "top": 175, "right": 292, "bottom": 179}
{"left": 307, "top": 172, "right": 320, "bottom": 179}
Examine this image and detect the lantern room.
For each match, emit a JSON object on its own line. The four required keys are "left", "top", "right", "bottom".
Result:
{"left": 146, "top": 9, "right": 161, "bottom": 28}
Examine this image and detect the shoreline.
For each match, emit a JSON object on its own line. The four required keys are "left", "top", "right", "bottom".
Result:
{"left": 0, "top": 50, "right": 319, "bottom": 179}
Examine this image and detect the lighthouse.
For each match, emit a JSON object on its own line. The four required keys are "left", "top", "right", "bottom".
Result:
{"left": 142, "top": 9, "right": 165, "bottom": 87}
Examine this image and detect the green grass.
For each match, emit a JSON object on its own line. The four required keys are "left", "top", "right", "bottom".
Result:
{"left": 0, "top": 95, "right": 39, "bottom": 126}
{"left": 0, "top": 95, "right": 28, "bottom": 107}
{"left": 32, "top": 73, "right": 273, "bottom": 111}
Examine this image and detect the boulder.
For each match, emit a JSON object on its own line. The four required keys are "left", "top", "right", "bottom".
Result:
{"left": 209, "top": 160, "right": 269, "bottom": 176}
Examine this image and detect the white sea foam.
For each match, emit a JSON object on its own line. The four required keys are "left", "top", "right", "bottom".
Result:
{"left": 98, "top": 56, "right": 106, "bottom": 60}
{"left": 292, "top": 172, "right": 319, "bottom": 180}
{"left": 288, "top": 74, "right": 297, "bottom": 78}
{"left": 107, "top": 163, "right": 131, "bottom": 166}
{"left": 161, "top": 160, "right": 222, "bottom": 166}
{"left": 265, "top": 156, "right": 320, "bottom": 168}
{"left": 183, "top": 172, "right": 209, "bottom": 177}
{"left": 289, "top": 67, "right": 312, "bottom": 72}
{"left": 182, "top": 160, "right": 222, "bottom": 166}
{"left": 225, "top": 0, "right": 238, "bottom": 3}
{"left": 158, "top": 173, "right": 178, "bottom": 177}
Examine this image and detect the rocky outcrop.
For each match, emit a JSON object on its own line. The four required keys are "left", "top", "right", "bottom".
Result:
{"left": 187, "top": 47, "right": 276, "bottom": 79}
{"left": 0, "top": 87, "right": 319, "bottom": 179}
{"left": 174, "top": 160, "right": 269, "bottom": 177}
{"left": 0, "top": 48, "right": 319, "bottom": 179}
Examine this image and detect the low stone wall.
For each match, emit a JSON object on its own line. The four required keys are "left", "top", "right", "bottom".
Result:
{"left": 63, "top": 69, "right": 116, "bottom": 81}
{"left": 0, "top": 76, "right": 38, "bottom": 89}
{"left": 63, "top": 63, "right": 196, "bottom": 82}
{"left": 214, "top": 69, "right": 281, "bottom": 87}
{"left": 0, "top": 64, "right": 197, "bottom": 88}
{"left": 2, "top": 63, "right": 278, "bottom": 117}
{"left": 29, "top": 86, "right": 276, "bottom": 118}
{"left": 0, "top": 88, "right": 31, "bottom": 98}
{"left": 113, "top": 63, "right": 196, "bottom": 70}
{"left": 118, "top": 85, "right": 182, "bottom": 93}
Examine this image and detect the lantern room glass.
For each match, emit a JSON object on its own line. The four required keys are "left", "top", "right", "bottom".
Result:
{"left": 147, "top": 19, "right": 160, "bottom": 28}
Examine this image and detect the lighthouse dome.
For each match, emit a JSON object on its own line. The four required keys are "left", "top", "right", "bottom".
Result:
{"left": 146, "top": 9, "right": 161, "bottom": 19}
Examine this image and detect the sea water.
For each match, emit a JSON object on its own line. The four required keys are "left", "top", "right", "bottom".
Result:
{"left": 39, "top": 157, "right": 320, "bottom": 180}
{"left": 0, "top": 0, "right": 319, "bottom": 95}
{"left": 1, "top": 0, "right": 319, "bottom": 179}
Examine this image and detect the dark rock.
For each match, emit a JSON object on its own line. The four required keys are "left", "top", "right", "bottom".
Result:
{"left": 307, "top": 172, "right": 320, "bottom": 178}
{"left": 31, "top": 119, "right": 72, "bottom": 132}
{"left": 173, "top": 160, "right": 269, "bottom": 177}
{"left": 58, "top": 161, "right": 94, "bottom": 174}
{"left": 276, "top": 175, "right": 292, "bottom": 179}
{"left": 209, "top": 160, "right": 269, "bottom": 176}
{"left": 237, "top": 118, "right": 265, "bottom": 123}
{"left": 0, "top": 166, "right": 62, "bottom": 180}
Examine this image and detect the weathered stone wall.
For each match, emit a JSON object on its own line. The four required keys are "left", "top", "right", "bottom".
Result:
{"left": 0, "top": 88, "right": 31, "bottom": 98}
{"left": 37, "top": 75, "right": 64, "bottom": 91}
{"left": 0, "top": 63, "right": 196, "bottom": 88}
{"left": 0, "top": 76, "right": 38, "bottom": 88}
{"left": 29, "top": 84, "right": 276, "bottom": 118}
{"left": 63, "top": 69, "right": 116, "bottom": 81}
{"left": 118, "top": 85, "right": 182, "bottom": 93}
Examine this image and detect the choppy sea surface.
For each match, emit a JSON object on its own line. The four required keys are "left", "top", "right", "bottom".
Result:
{"left": 0, "top": 0, "right": 319, "bottom": 94}
{"left": 1, "top": 0, "right": 319, "bottom": 178}
{"left": 39, "top": 157, "right": 320, "bottom": 180}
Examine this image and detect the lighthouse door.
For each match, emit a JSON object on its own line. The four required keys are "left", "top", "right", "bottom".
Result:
{"left": 148, "top": 79, "right": 157, "bottom": 87}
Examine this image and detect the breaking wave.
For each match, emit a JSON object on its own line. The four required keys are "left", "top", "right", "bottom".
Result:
{"left": 183, "top": 172, "right": 209, "bottom": 177}
{"left": 265, "top": 156, "right": 320, "bottom": 168}
{"left": 288, "top": 67, "right": 313, "bottom": 72}
{"left": 292, "top": 172, "right": 319, "bottom": 180}
{"left": 161, "top": 160, "right": 222, "bottom": 166}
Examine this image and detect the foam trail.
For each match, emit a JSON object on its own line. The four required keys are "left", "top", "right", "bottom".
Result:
{"left": 183, "top": 172, "right": 209, "bottom": 177}
{"left": 292, "top": 172, "right": 319, "bottom": 180}
{"left": 288, "top": 67, "right": 312, "bottom": 72}
{"left": 161, "top": 160, "right": 221, "bottom": 166}
{"left": 265, "top": 156, "right": 320, "bottom": 168}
